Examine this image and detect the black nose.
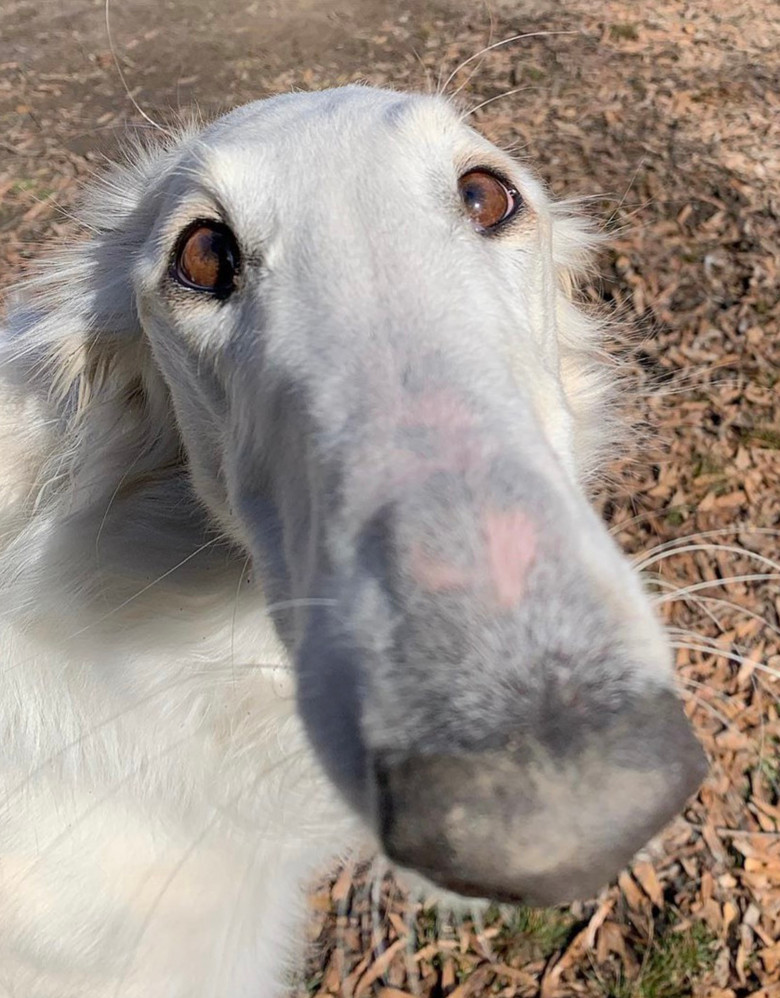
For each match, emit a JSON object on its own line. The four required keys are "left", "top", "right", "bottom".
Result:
{"left": 374, "top": 687, "right": 707, "bottom": 905}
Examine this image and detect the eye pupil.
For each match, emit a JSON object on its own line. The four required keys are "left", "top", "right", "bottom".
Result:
{"left": 458, "top": 170, "right": 520, "bottom": 231}
{"left": 173, "top": 222, "right": 239, "bottom": 295}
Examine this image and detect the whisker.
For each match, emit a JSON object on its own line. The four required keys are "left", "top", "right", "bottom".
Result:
{"left": 656, "top": 583, "right": 780, "bottom": 640}
{"left": 438, "top": 31, "right": 578, "bottom": 96}
{"left": 670, "top": 639, "right": 779, "bottom": 682}
{"left": 264, "top": 597, "right": 339, "bottom": 614}
{"left": 461, "top": 86, "right": 539, "bottom": 119}
{"left": 678, "top": 680, "right": 745, "bottom": 732}
{"left": 445, "top": 5, "right": 496, "bottom": 100}
{"left": 67, "top": 535, "right": 225, "bottom": 637}
{"left": 0, "top": 535, "right": 228, "bottom": 681}
{"left": 104, "top": 0, "right": 170, "bottom": 136}
{"left": 655, "top": 573, "right": 780, "bottom": 604}
{"left": 654, "top": 579, "right": 734, "bottom": 633}
{"left": 632, "top": 521, "right": 780, "bottom": 569}
{"left": 604, "top": 156, "right": 649, "bottom": 232}
{"left": 229, "top": 553, "right": 252, "bottom": 682}
{"left": 94, "top": 447, "right": 146, "bottom": 561}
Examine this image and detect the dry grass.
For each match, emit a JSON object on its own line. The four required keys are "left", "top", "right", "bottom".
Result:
{"left": 1, "top": 1, "right": 778, "bottom": 995}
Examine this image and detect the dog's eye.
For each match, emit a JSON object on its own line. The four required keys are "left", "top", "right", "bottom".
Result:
{"left": 458, "top": 170, "right": 521, "bottom": 232}
{"left": 172, "top": 221, "right": 240, "bottom": 295}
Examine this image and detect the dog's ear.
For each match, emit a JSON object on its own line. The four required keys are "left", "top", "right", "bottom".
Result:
{"left": 0, "top": 136, "right": 195, "bottom": 519}
{"left": 0, "top": 128, "right": 233, "bottom": 630}
{"left": 2, "top": 108, "right": 204, "bottom": 414}
{"left": 2, "top": 134, "right": 178, "bottom": 413}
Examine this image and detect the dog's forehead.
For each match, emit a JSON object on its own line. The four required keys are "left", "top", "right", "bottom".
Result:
{"left": 208, "top": 85, "right": 464, "bottom": 151}
{"left": 190, "top": 86, "right": 492, "bottom": 199}
{"left": 163, "top": 86, "right": 548, "bottom": 246}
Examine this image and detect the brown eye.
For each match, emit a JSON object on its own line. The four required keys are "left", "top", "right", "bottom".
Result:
{"left": 458, "top": 170, "right": 521, "bottom": 232}
{"left": 172, "top": 221, "right": 240, "bottom": 295}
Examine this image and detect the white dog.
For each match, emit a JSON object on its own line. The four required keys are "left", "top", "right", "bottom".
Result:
{"left": 0, "top": 86, "right": 706, "bottom": 997}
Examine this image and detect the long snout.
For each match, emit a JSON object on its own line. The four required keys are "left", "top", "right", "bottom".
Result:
{"left": 293, "top": 415, "right": 707, "bottom": 901}
{"left": 226, "top": 183, "right": 708, "bottom": 901}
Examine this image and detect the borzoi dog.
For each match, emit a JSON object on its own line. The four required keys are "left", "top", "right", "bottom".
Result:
{"left": 0, "top": 85, "right": 706, "bottom": 997}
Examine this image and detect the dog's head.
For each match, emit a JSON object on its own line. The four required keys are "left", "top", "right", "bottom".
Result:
{"left": 7, "top": 86, "right": 707, "bottom": 904}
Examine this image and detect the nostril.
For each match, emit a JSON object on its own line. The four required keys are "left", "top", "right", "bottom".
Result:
{"left": 373, "top": 688, "right": 707, "bottom": 905}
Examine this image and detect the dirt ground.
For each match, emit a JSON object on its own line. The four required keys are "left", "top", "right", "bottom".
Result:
{"left": 1, "top": 1, "right": 778, "bottom": 996}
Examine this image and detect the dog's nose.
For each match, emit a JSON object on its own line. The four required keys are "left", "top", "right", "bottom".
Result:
{"left": 374, "top": 687, "right": 707, "bottom": 904}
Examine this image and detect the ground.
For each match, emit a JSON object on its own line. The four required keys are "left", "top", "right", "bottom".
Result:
{"left": 0, "top": 1, "right": 778, "bottom": 996}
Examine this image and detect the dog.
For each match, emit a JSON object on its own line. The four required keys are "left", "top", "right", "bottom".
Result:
{"left": 0, "top": 85, "right": 706, "bottom": 996}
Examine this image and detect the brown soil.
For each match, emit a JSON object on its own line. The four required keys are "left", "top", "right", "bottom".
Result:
{"left": 1, "top": 1, "right": 778, "bottom": 996}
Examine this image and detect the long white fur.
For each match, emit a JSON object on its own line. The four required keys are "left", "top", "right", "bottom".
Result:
{"left": 0, "top": 86, "right": 624, "bottom": 997}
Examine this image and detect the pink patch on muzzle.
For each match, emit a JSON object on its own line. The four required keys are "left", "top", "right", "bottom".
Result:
{"left": 482, "top": 507, "right": 537, "bottom": 608}
{"left": 408, "top": 508, "right": 537, "bottom": 609}
{"left": 408, "top": 543, "right": 472, "bottom": 593}
{"left": 392, "top": 390, "right": 538, "bottom": 608}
